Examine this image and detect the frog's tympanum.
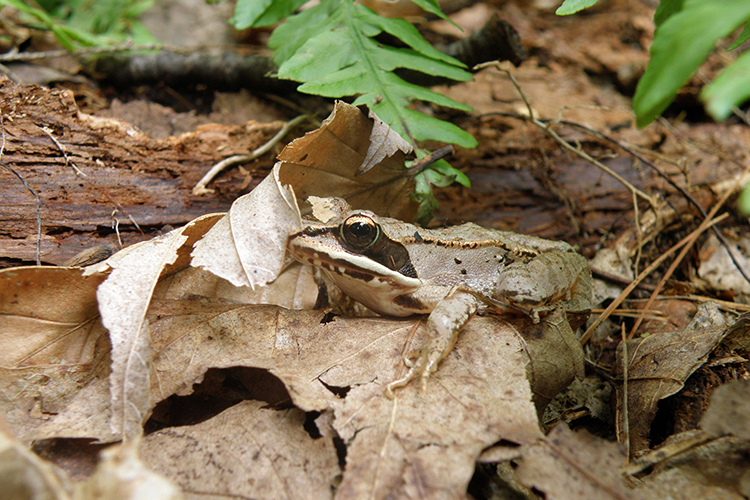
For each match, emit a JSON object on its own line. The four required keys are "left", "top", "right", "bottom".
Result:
{"left": 287, "top": 210, "right": 591, "bottom": 395}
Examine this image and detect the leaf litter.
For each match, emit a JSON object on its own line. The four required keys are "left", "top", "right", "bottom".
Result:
{"left": 2, "top": 102, "right": 593, "bottom": 499}
{"left": 3, "top": 8, "right": 750, "bottom": 494}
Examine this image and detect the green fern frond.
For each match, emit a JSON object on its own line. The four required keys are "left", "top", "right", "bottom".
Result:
{"left": 268, "top": 0, "right": 476, "bottom": 149}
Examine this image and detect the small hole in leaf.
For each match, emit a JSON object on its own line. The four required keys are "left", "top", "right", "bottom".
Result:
{"left": 320, "top": 311, "right": 337, "bottom": 324}
{"left": 32, "top": 438, "right": 110, "bottom": 480}
{"left": 144, "top": 367, "right": 292, "bottom": 434}
{"left": 320, "top": 379, "right": 350, "bottom": 398}
{"left": 303, "top": 411, "right": 322, "bottom": 438}
{"left": 333, "top": 436, "right": 347, "bottom": 469}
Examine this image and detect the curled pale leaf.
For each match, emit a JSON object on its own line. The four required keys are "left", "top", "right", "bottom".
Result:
{"left": 97, "top": 235, "right": 187, "bottom": 440}
{"left": 95, "top": 214, "right": 224, "bottom": 440}
{"left": 191, "top": 164, "right": 301, "bottom": 289}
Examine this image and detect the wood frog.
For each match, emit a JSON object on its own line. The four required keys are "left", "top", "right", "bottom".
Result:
{"left": 287, "top": 209, "right": 591, "bottom": 395}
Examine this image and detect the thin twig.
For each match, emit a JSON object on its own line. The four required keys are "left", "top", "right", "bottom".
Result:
{"left": 628, "top": 165, "right": 745, "bottom": 338}
{"left": 597, "top": 310, "right": 665, "bottom": 321}
{"left": 40, "top": 125, "right": 84, "bottom": 176}
{"left": 683, "top": 294, "right": 750, "bottom": 313}
{"left": 620, "top": 323, "right": 629, "bottom": 462}
{"left": 475, "top": 61, "right": 657, "bottom": 213}
{"left": 580, "top": 213, "right": 728, "bottom": 345}
{"left": 193, "top": 114, "right": 309, "bottom": 195}
{"left": 405, "top": 145, "right": 454, "bottom": 176}
{"left": 113, "top": 213, "right": 123, "bottom": 248}
{"left": 1, "top": 163, "right": 42, "bottom": 264}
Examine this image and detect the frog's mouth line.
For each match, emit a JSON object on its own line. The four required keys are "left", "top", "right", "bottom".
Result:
{"left": 287, "top": 237, "right": 421, "bottom": 285}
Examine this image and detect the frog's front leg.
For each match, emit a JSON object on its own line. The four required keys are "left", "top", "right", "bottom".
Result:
{"left": 386, "top": 290, "right": 478, "bottom": 397}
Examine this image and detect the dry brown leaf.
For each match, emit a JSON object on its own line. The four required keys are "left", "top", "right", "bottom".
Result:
{"left": 614, "top": 302, "right": 729, "bottom": 454}
{"left": 515, "top": 423, "right": 642, "bottom": 500}
{"left": 0, "top": 267, "right": 114, "bottom": 443}
{"left": 523, "top": 308, "right": 586, "bottom": 412}
{"left": 0, "top": 428, "right": 72, "bottom": 500}
{"left": 628, "top": 432, "right": 750, "bottom": 499}
{"left": 140, "top": 297, "right": 546, "bottom": 499}
{"left": 700, "top": 379, "right": 750, "bottom": 440}
{"left": 140, "top": 401, "right": 338, "bottom": 500}
{"left": 698, "top": 235, "right": 750, "bottom": 296}
{"left": 639, "top": 466, "right": 747, "bottom": 500}
{"left": 276, "top": 101, "right": 419, "bottom": 220}
{"left": 327, "top": 318, "right": 542, "bottom": 500}
{"left": 623, "top": 375, "right": 750, "bottom": 499}
{"left": 357, "top": 107, "right": 413, "bottom": 175}
{"left": 0, "top": 267, "right": 107, "bottom": 368}
{"left": 154, "top": 261, "right": 321, "bottom": 311}
{"left": 718, "top": 312, "right": 750, "bottom": 354}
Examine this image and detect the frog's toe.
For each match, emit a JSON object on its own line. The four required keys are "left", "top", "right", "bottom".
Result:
{"left": 386, "top": 351, "right": 429, "bottom": 397}
{"left": 385, "top": 368, "right": 417, "bottom": 398}
{"left": 402, "top": 348, "right": 421, "bottom": 368}
{"left": 419, "top": 371, "right": 431, "bottom": 393}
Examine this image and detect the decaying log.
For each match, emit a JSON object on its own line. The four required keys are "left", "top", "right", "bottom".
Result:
{"left": 0, "top": 76, "right": 285, "bottom": 265}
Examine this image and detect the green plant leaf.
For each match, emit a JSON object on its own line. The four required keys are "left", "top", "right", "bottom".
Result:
{"left": 412, "top": 173, "right": 441, "bottom": 225}
{"left": 653, "top": 0, "right": 684, "bottom": 27}
{"left": 701, "top": 49, "right": 750, "bottom": 120}
{"left": 1, "top": 0, "right": 76, "bottom": 49}
{"left": 1, "top": 0, "right": 157, "bottom": 48}
{"left": 366, "top": 14, "right": 459, "bottom": 66}
{"left": 270, "top": 0, "right": 475, "bottom": 217}
{"left": 738, "top": 183, "right": 750, "bottom": 216}
{"left": 432, "top": 159, "right": 470, "bottom": 187}
{"left": 231, "top": 0, "right": 307, "bottom": 29}
{"left": 555, "top": 0, "right": 599, "bottom": 16}
{"left": 268, "top": 1, "right": 340, "bottom": 65}
{"left": 408, "top": 0, "right": 452, "bottom": 23}
{"left": 124, "top": 0, "right": 155, "bottom": 18}
{"left": 276, "top": 1, "right": 475, "bottom": 148}
{"left": 728, "top": 23, "right": 750, "bottom": 50}
{"left": 633, "top": 0, "right": 750, "bottom": 128}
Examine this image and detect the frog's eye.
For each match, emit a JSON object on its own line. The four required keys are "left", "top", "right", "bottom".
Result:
{"left": 341, "top": 215, "right": 380, "bottom": 249}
